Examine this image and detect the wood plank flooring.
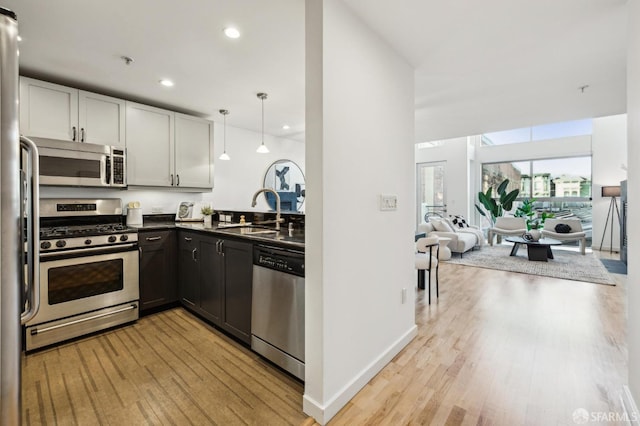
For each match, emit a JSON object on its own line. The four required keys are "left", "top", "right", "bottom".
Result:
{"left": 21, "top": 308, "right": 306, "bottom": 425}
{"left": 22, "top": 252, "right": 627, "bottom": 425}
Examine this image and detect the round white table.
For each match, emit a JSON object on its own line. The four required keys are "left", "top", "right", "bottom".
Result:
{"left": 437, "top": 237, "right": 452, "bottom": 261}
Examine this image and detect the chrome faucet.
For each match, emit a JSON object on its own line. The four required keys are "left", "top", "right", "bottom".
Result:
{"left": 251, "top": 188, "right": 283, "bottom": 231}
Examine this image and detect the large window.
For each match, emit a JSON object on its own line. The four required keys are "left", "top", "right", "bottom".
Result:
{"left": 481, "top": 156, "right": 593, "bottom": 246}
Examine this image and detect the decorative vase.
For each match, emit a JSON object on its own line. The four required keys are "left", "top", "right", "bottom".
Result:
{"left": 529, "top": 229, "right": 541, "bottom": 242}
{"left": 203, "top": 215, "right": 212, "bottom": 228}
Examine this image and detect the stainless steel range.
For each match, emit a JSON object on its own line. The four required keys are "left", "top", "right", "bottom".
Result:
{"left": 25, "top": 198, "right": 139, "bottom": 351}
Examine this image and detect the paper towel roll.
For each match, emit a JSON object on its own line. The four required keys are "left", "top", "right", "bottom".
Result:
{"left": 127, "top": 207, "right": 143, "bottom": 226}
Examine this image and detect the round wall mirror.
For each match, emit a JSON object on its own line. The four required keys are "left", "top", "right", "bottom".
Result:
{"left": 262, "top": 159, "right": 305, "bottom": 212}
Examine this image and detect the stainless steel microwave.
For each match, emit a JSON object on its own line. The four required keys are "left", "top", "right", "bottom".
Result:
{"left": 31, "top": 138, "right": 126, "bottom": 187}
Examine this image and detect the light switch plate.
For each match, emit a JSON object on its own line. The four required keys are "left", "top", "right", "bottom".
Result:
{"left": 379, "top": 194, "right": 398, "bottom": 211}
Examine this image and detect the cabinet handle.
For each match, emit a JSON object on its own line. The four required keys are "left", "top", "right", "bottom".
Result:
{"left": 72, "top": 126, "right": 77, "bottom": 141}
{"left": 170, "top": 174, "right": 174, "bottom": 186}
{"left": 220, "top": 240, "right": 225, "bottom": 256}
{"left": 192, "top": 248, "right": 198, "bottom": 262}
{"left": 176, "top": 174, "right": 180, "bottom": 186}
{"left": 146, "top": 236, "right": 162, "bottom": 241}
{"left": 139, "top": 247, "right": 143, "bottom": 259}
{"left": 184, "top": 237, "right": 192, "bottom": 242}
{"left": 80, "top": 128, "right": 85, "bottom": 142}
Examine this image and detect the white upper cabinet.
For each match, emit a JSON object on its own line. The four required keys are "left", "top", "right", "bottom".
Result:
{"left": 78, "top": 91, "right": 126, "bottom": 147}
{"left": 126, "top": 104, "right": 213, "bottom": 189}
{"left": 20, "top": 77, "right": 78, "bottom": 142}
{"left": 174, "top": 113, "right": 214, "bottom": 189}
{"left": 125, "top": 102, "right": 175, "bottom": 187}
{"left": 19, "top": 77, "right": 126, "bottom": 148}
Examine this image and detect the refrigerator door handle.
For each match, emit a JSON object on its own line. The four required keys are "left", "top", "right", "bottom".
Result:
{"left": 20, "top": 135, "right": 40, "bottom": 324}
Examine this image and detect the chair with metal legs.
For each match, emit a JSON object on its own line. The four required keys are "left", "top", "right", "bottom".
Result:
{"left": 415, "top": 236, "right": 440, "bottom": 304}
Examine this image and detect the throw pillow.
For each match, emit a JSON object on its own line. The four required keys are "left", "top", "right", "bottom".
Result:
{"left": 430, "top": 218, "right": 455, "bottom": 233}
{"left": 555, "top": 223, "right": 572, "bottom": 233}
{"left": 450, "top": 215, "right": 469, "bottom": 228}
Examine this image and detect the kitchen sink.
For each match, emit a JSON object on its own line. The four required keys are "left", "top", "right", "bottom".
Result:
{"left": 240, "top": 227, "right": 279, "bottom": 235}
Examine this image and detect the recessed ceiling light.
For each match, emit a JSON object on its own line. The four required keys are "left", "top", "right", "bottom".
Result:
{"left": 282, "top": 125, "right": 290, "bottom": 130}
{"left": 17, "top": 35, "right": 22, "bottom": 42}
{"left": 159, "top": 79, "right": 174, "bottom": 87}
{"left": 224, "top": 27, "right": 240, "bottom": 39}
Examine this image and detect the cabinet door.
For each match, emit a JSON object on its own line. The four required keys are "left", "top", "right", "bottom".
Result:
{"left": 139, "top": 230, "right": 177, "bottom": 311}
{"left": 20, "top": 77, "right": 79, "bottom": 141}
{"left": 178, "top": 232, "right": 200, "bottom": 308}
{"left": 174, "top": 113, "right": 213, "bottom": 188}
{"left": 78, "top": 91, "right": 126, "bottom": 147}
{"left": 199, "top": 238, "right": 223, "bottom": 324}
{"left": 126, "top": 102, "right": 174, "bottom": 187}
{"left": 221, "top": 239, "right": 253, "bottom": 343}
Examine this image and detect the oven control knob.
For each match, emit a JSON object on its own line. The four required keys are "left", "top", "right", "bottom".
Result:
{"left": 120, "top": 235, "right": 129, "bottom": 242}
{"left": 56, "top": 240, "right": 66, "bottom": 248}
{"left": 41, "top": 241, "right": 51, "bottom": 249}
{"left": 108, "top": 236, "right": 117, "bottom": 243}
{"left": 85, "top": 239, "right": 92, "bottom": 245}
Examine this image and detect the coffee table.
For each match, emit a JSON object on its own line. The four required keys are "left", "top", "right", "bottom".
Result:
{"left": 505, "top": 236, "right": 562, "bottom": 262}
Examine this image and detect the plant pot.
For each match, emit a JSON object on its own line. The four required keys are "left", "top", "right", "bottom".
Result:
{"left": 203, "top": 215, "right": 212, "bottom": 228}
{"left": 529, "top": 229, "right": 541, "bottom": 241}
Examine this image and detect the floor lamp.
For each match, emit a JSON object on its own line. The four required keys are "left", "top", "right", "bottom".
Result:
{"left": 599, "top": 185, "right": 621, "bottom": 253}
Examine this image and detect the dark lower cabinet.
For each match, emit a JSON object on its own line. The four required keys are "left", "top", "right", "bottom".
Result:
{"left": 139, "top": 230, "right": 178, "bottom": 312}
{"left": 177, "top": 231, "right": 253, "bottom": 344}
{"left": 219, "top": 239, "right": 253, "bottom": 343}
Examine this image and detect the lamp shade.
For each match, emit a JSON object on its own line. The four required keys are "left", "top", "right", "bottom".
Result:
{"left": 601, "top": 186, "right": 621, "bottom": 197}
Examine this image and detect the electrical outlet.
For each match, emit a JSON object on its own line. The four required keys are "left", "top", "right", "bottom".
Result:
{"left": 151, "top": 206, "right": 163, "bottom": 214}
{"left": 379, "top": 194, "right": 398, "bottom": 211}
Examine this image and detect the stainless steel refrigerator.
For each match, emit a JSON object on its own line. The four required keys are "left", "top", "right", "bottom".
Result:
{"left": 0, "top": 7, "right": 40, "bottom": 425}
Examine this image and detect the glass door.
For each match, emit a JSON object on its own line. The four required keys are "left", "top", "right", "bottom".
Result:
{"left": 417, "top": 161, "right": 446, "bottom": 225}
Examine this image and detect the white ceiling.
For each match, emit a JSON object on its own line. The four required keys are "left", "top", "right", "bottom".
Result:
{"left": 4, "top": 0, "right": 628, "bottom": 143}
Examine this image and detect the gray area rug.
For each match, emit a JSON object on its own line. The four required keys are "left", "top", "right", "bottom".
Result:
{"left": 446, "top": 245, "right": 615, "bottom": 285}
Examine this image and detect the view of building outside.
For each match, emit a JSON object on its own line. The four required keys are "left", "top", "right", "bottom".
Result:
{"left": 481, "top": 156, "right": 593, "bottom": 246}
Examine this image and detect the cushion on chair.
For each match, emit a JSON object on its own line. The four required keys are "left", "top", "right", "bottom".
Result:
{"left": 554, "top": 223, "right": 572, "bottom": 233}
{"left": 415, "top": 252, "right": 438, "bottom": 270}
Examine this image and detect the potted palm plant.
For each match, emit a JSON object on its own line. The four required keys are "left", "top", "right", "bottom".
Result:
{"left": 475, "top": 179, "right": 520, "bottom": 227}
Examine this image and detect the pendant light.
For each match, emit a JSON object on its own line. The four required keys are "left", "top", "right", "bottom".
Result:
{"left": 218, "top": 109, "right": 230, "bottom": 161}
{"left": 256, "top": 92, "right": 269, "bottom": 153}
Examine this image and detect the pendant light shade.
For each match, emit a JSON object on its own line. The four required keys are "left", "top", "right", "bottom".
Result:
{"left": 219, "top": 109, "right": 230, "bottom": 161}
{"left": 256, "top": 92, "right": 269, "bottom": 153}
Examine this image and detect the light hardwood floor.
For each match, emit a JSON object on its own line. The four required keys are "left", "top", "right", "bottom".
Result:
{"left": 23, "top": 252, "right": 627, "bottom": 425}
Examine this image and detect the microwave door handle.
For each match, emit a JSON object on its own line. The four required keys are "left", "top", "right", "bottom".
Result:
{"left": 19, "top": 136, "right": 40, "bottom": 325}
{"left": 105, "top": 156, "right": 111, "bottom": 185}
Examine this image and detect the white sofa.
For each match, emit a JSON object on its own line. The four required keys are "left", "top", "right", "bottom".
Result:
{"left": 417, "top": 219, "right": 484, "bottom": 257}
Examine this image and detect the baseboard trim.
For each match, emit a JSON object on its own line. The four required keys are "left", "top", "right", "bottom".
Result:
{"left": 303, "top": 324, "right": 418, "bottom": 425}
{"left": 622, "top": 385, "right": 640, "bottom": 425}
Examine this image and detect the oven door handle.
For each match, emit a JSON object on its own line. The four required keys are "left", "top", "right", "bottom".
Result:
{"left": 30, "top": 303, "right": 138, "bottom": 335}
{"left": 40, "top": 243, "right": 138, "bottom": 259}
{"left": 20, "top": 136, "right": 40, "bottom": 325}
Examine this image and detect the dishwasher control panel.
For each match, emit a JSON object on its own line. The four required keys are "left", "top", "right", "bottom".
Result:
{"left": 253, "top": 245, "right": 305, "bottom": 277}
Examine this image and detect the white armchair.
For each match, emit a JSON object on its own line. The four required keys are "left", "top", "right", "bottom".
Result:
{"left": 488, "top": 217, "right": 527, "bottom": 246}
{"left": 541, "top": 218, "right": 587, "bottom": 255}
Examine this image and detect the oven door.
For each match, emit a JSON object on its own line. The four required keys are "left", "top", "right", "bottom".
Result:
{"left": 37, "top": 144, "right": 109, "bottom": 187}
{"left": 28, "top": 244, "right": 139, "bottom": 326}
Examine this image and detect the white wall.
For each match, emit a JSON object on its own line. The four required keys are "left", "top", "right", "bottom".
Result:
{"left": 591, "top": 114, "right": 627, "bottom": 251}
{"left": 304, "top": 0, "right": 417, "bottom": 423}
{"left": 626, "top": 0, "right": 640, "bottom": 413}
{"left": 40, "top": 124, "right": 305, "bottom": 215}
{"left": 415, "top": 137, "right": 470, "bottom": 222}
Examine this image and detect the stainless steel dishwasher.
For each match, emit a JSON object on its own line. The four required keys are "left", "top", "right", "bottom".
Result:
{"left": 252, "top": 245, "right": 305, "bottom": 380}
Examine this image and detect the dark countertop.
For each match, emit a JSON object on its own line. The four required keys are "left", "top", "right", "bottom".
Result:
{"left": 133, "top": 220, "right": 305, "bottom": 249}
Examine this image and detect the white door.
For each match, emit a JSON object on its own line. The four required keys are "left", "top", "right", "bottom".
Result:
{"left": 125, "top": 102, "right": 174, "bottom": 187}
{"left": 416, "top": 161, "right": 446, "bottom": 224}
{"left": 19, "top": 77, "right": 79, "bottom": 141}
{"left": 78, "top": 91, "right": 126, "bottom": 147}
{"left": 174, "top": 113, "right": 213, "bottom": 188}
